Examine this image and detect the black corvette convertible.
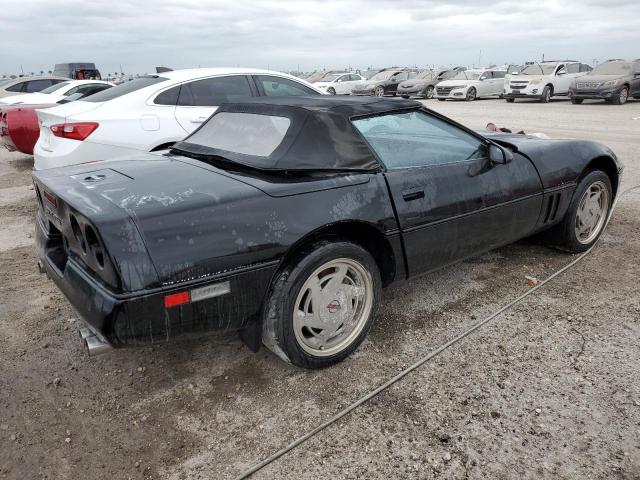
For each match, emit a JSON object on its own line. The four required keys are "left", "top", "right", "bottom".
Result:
{"left": 33, "top": 96, "right": 622, "bottom": 368}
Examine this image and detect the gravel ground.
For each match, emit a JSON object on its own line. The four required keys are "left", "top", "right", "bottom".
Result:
{"left": 1, "top": 98, "right": 639, "bottom": 480}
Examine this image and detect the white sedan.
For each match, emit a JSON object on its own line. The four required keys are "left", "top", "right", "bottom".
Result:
{"left": 34, "top": 68, "right": 324, "bottom": 170}
{"left": 313, "top": 73, "right": 367, "bottom": 95}
{"left": 0, "top": 80, "right": 113, "bottom": 105}
{"left": 435, "top": 69, "right": 506, "bottom": 101}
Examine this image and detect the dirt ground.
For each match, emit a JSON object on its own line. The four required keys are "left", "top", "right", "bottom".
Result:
{"left": 1, "top": 98, "right": 639, "bottom": 480}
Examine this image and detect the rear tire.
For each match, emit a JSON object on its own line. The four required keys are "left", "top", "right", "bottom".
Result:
{"left": 505, "top": 97, "right": 515, "bottom": 103}
{"left": 437, "top": 98, "right": 446, "bottom": 101}
{"left": 262, "top": 241, "right": 381, "bottom": 369}
{"left": 374, "top": 86, "right": 385, "bottom": 97}
{"left": 541, "top": 85, "right": 552, "bottom": 103}
{"left": 543, "top": 170, "right": 612, "bottom": 253}
{"left": 327, "top": 87, "right": 336, "bottom": 95}
{"left": 571, "top": 98, "right": 584, "bottom": 104}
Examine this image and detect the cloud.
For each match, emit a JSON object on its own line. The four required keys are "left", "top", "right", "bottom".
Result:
{"left": 1, "top": 0, "right": 639, "bottom": 75}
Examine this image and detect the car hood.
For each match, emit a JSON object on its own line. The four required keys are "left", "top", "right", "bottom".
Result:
{"left": 510, "top": 75, "right": 548, "bottom": 82}
{"left": 313, "top": 81, "right": 332, "bottom": 87}
{"left": 575, "top": 74, "right": 626, "bottom": 83}
{"left": 437, "top": 79, "right": 477, "bottom": 87}
{"left": 398, "top": 80, "right": 427, "bottom": 88}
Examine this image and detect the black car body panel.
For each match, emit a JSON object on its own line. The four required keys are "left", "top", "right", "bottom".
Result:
{"left": 33, "top": 96, "right": 622, "bottom": 348}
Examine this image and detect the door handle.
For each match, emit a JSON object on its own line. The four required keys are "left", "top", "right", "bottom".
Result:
{"left": 402, "top": 188, "right": 425, "bottom": 201}
{"left": 191, "top": 116, "right": 209, "bottom": 124}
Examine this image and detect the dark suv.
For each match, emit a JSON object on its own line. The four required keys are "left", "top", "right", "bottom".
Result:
{"left": 569, "top": 59, "right": 640, "bottom": 105}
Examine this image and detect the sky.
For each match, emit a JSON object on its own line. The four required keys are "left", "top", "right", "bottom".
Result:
{"left": 2, "top": 0, "right": 639, "bottom": 76}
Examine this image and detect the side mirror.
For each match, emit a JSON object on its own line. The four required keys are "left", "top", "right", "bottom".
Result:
{"left": 479, "top": 76, "right": 487, "bottom": 81}
{"left": 489, "top": 144, "right": 513, "bottom": 164}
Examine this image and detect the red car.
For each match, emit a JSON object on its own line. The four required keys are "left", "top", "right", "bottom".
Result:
{"left": 1, "top": 103, "right": 55, "bottom": 154}
{"left": 1, "top": 85, "right": 113, "bottom": 155}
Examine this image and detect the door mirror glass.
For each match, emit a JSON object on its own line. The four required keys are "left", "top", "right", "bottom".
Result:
{"left": 479, "top": 76, "right": 487, "bottom": 81}
{"left": 489, "top": 144, "right": 513, "bottom": 164}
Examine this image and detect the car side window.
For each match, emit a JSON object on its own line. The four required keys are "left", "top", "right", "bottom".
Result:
{"left": 492, "top": 71, "right": 506, "bottom": 79}
{"left": 353, "top": 110, "right": 485, "bottom": 169}
{"left": 24, "top": 79, "right": 54, "bottom": 92}
{"left": 579, "top": 63, "right": 592, "bottom": 73}
{"left": 177, "top": 75, "right": 253, "bottom": 106}
{"left": 5, "top": 82, "right": 25, "bottom": 92}
{"left": 556, "top": 65, "right": 566, "bottom": 75}
{"left": 154, "top": 85, "right": 181, "bottom": 105}
{"left": 256, "top": 75, "right": 318, "bottom": 96}
{"left": 566, "top": 63, "right": 580, "bottom": 74}
{"left": 395, "top": 72, "right": 409, "bottom": 81}
{"left": 63, "top": 86, "right": 80, "bottom": 96}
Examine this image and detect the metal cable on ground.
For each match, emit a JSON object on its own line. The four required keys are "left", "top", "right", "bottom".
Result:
{"left": 235, "top": 183, "right": 640, "bottom": 480}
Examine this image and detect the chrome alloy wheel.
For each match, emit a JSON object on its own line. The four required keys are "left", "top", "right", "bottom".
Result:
{"left": 374, "top": 86, "right": 384, "bottom": 97}
{"left": 293, "top": 258, "right": 373, "bottom": 357}
{"left": 619, "top": 87, "right": 628, "bottom": 104}
{"left": 575, "top": 180, "right": 609, "bottom": 244}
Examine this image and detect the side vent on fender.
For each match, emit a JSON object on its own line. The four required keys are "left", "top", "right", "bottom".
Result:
{"left": 543, "top": 193, "right": 561, "bottom": 224}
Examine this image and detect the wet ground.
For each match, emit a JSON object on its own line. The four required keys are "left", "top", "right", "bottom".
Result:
{"left": 1, "top": 98, "right": 639, "bottom": 480}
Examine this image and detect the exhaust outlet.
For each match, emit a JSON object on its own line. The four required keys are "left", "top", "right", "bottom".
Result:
{"left": 84, "top": 335, "right": 113, "bottom": 356}
{"left": 78, "top": 326, "right": 113, "bottom": 356}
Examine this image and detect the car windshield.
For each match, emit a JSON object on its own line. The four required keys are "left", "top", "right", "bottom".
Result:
{"left": 39, "top": 82, "right": 71, "bottom": 94}
{"left": 82, "top": 76, "right": 168, "bottom": 102}
{"left": 521, "top": 63, "right": 557, "bottom": 75}
{"left": 591, "top": 62, "right": 633, "bottom": 75}
{"left": 320, "top": 73, "right": 342, "bottom": 82}
{"left": 415, "top": 70, "right": 433, "bottom": 80}
{"left": 369, "top": 71, "right": 397, "bottom": 81}
{"left": 452, "top": 71, "right": 481, "bottom": 80}
{"left": 178, "top": 112, "right": 291, "bottom": 159}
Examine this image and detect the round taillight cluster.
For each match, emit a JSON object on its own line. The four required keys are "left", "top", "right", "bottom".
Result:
{"left": 69, "top": 214, "right": 105, "bottom": 269}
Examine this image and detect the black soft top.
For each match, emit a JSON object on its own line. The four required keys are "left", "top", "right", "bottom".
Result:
{"left": 173, "top": 96, "right": 422, "bottom": 172}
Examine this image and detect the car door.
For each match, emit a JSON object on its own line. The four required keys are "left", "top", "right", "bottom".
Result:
{"left": 388, "top": 71, "right": 409, "bottom": 94}
{"left": 631, "top": 62, "right": 640, "bottom": 96}
{"left": 333, "top": 74, "right": 351, "bottom": 94}
{"left": 173, "top": 75, "right": 255, "bottom": 133}
{"left": 352, "top": 110, "right": 543, "bottom": 276}
{"left": 491, "top": 71, "right": 506, "bottom": 96}
{"left": 476, "top": 71, "right": 491, "bottom": 97}
{"left": 554, "top": 64, "right": 573, "bottom": 94}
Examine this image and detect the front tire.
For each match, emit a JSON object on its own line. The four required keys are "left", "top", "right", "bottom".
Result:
{"left": 571, "top": 97, "right": 584, "bottom": 104}
{"left": 424, "top": 85, "right": 434, "bottom": 99}
{"left": 466, "top": 87, "right": 477, "bottom": 101}
{"left": 327, "top": 87, "right": 336, "bottom": 95}
{"left": 544, "top": 170, "right": 612, "bottom": 253}
{"left": 374, "top": 86, "right": 385, "bottom": 97}
{"left": 262, "top": 241, "right": 381, "bottom": 368}
{"left": 612, "top": 87, "right": 629, "bottom": 105}
{"left": 541, "top": 85, "right": 552, "bottom": 103}
{"left": 505, "top": 97, "right": 515, "bottom": 103}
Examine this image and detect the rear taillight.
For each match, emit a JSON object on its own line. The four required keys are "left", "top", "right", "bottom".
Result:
{"left": 50, "top": 122, "right": 98, "bottom": 141}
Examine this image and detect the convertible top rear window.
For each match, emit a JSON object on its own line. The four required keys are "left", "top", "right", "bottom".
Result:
{"left": 172, "top": 98, "right": 384, "bottom": 172}
{"left": 83, "top": 76, "right": 168, "bottom": 102}
{"left": 186, "top": 113, "right": 291, "bottom": 158}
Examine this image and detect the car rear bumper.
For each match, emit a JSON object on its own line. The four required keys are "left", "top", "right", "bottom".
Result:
{"left": 36, "top": 213, "right": 278, "bottom": 347}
